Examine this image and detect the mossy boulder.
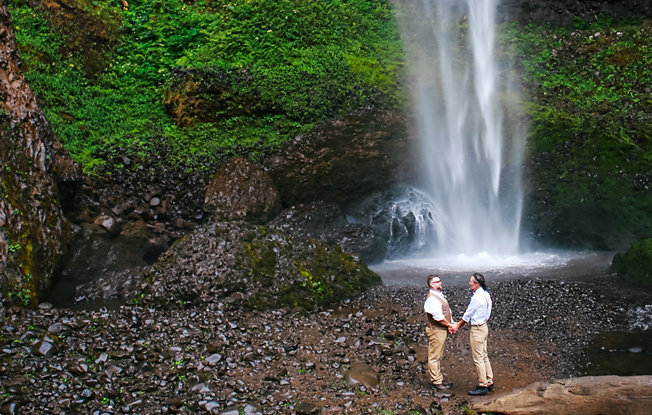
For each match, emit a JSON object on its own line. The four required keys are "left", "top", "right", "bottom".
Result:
{"left": 611, "top": 239, "right": 652, "bottom": 290}
{"left": 140, "top": 220, "right": 382, "bottom": 310}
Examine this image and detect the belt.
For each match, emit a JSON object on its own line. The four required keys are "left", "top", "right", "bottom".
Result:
{"left": 471, "top": 322, "right": 487, "bottom": 326}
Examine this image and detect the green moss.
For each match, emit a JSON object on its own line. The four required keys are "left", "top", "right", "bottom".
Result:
{"left": 507, "top": 19, "right": 652, "bottom": 249}
{"left": 8, "top": 0, "right": 403, "bottom": 174}
{"left": 611, "top": 239, "right": 652, "bottom": 290}
{"left": 240, "top": 231, "right": 381, "bottom": 311}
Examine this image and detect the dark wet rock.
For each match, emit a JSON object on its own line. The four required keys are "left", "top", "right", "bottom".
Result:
{"left": 345, "top": 185, "right": 438, "bottom": 259}
{"left": 269, "top": 201, "right": 348, "bottom": 237}
{"left": 266, "top": 109, "right": 417, "bottom": 207}
{"left": 204, "top": 157, "right": 281, "bottom": 223}
{"left": 323, "top": 223, "right": 386, "bottom": 265}
{"left": 268, "top": 201, "right": 386, "bottom": 264}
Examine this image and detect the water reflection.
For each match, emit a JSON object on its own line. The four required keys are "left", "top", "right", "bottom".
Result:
{"left": 580, "top": 330, "right": 652, "bottom": 376}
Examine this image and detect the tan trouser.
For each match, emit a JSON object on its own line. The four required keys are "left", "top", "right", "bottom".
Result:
{"left": 426, "top": 325, "right": 448, "bottom": 384}
{"left": 470, "top": 324, "right": 493, "bottom": 387}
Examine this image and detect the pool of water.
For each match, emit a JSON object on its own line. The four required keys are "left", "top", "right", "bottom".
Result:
{"left": 371, "top": 250, "right": 615, "bottom": 286}
{"left": 579, "top": 330, "right": 652, "bottom": 376}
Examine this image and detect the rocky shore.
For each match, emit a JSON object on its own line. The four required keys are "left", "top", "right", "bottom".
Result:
{"left": 1, "top": 276, "right": 648, "bottom": 414}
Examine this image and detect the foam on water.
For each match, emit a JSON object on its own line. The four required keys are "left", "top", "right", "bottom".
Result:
{"left": 372, "top": 251, "right": 615, "bottom": 286}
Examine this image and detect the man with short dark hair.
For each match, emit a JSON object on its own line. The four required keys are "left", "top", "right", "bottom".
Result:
{"left": 453, "top": 272, "right": 494, "bottom": 396}
{"left": 424, "top": 274, "right": 455, "bottom": 390}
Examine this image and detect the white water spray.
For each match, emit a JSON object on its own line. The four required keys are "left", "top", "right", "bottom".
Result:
{"left": 394, "top": 0, "right": 526, "bottom": 256}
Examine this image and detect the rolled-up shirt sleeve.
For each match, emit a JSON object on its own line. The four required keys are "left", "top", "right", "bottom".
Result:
{"left": 462, "top": 288, "right": 491, "bottom": 325}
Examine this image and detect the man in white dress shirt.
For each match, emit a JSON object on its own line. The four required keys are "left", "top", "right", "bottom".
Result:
{"left": 453, "top": 272, "right": 494, "bottom": 396}
{"left": 423, "top": 274, "right": 456, "bottom": 390}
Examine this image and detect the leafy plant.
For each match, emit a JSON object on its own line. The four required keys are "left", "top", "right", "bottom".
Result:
{"left": 8, "top": 0, "right": 404, "bottom": 174}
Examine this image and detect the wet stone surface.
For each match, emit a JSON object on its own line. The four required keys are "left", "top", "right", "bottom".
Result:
{"left": 0, "top": 278, "right": 649, "bottom": 414}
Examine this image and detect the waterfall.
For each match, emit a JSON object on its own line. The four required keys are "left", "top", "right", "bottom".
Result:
{"left": 394, "top": 0, "right": 526, "bottom": 257}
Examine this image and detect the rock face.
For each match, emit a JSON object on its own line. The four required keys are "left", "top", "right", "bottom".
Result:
{"left": 268, "top": 201, "right": 387, "bottom": 264}
{"left": 472, "top": 375, "right": 652, "bottom": 415}
{"left": 0, "top": 3, "right": 80, "bottom": 305}
{"left": 204, "top": 157, "right": 281, "bottom": 223}
{"left": 266, "top": 109, "right": 417, "bottom": 208}
{"left": 499, "top": 0, "right": 652, "bottom": 25}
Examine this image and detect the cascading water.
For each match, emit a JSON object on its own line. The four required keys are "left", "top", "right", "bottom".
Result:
{"left": 393, "top": 0, "right": 526, "bottom": 257}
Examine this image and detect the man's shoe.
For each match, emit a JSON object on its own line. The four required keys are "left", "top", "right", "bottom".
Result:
{"left": 432, "top": 383, "right": 451, "bottom": 390}
{"left": 468, "top": 386, "right": 488, "bottom": 396}
{"left": 487, "top": 383, "right": 494, "bottom": 392}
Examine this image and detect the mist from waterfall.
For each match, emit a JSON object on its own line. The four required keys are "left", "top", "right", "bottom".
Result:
{"left": 394, "top": 0, "right": 526, "bottom": 257}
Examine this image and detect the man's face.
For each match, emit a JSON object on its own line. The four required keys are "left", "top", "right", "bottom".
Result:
{"left": 431, "top": 278, "right": 442, "bottom": 290}
{"left": 469, "top": 276, "right": 477, "bottom": 290}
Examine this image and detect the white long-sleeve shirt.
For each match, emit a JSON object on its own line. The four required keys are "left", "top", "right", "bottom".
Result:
{"left": 462, "top": 287, "right": 492, "bottom": 325}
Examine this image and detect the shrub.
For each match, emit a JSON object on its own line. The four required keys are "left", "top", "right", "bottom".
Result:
{"left": 611, "top": 239, "right": 652, "bottom": 290}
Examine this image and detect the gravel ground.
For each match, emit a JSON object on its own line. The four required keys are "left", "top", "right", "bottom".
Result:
{"left": 1, "top": 277, "right": 649, "bottom": 414}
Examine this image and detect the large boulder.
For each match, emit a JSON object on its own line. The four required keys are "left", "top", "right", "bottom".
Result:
{"left": 140, "top": 219, "right": 382, "bottom": 310}
{"left": 472, "top": 375, "right": 652, "bottom": 415}
{"left": 204, "top": 157, "right": 282, "bottom": 223}
{"left": 0, "top": 3, "right": 80, "bottom": 305}
{"left": 265, "top": 109, "right": 416, "bottom": 207}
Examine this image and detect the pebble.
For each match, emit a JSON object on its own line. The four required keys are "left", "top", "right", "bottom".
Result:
{"left": 0, "top": 279, "right": 646, "bottom": 413}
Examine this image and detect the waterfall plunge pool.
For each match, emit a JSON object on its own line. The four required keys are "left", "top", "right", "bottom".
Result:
{"left": 371, "top": 250, "right": 616, "bottom": 286}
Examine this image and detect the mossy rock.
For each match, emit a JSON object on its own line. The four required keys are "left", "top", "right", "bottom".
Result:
{"left": 140, "top": 220, "right": 382, "bottom": 311}
{"left": 241, "top": 233, "right": 382, "bottom": 311}
{"left": 611, "top": 239, "right": 652, "bottom": 290}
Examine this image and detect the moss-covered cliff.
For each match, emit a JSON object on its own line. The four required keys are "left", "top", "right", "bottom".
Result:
{"left": 7, "top": 0, "right": 403, "bottom": 174}
{"left": 505, "top": 19, "right": 652, "bottom": 250}
{"left": 1, "top": 0, "right": 80, "bottom": 305}
{"left": 4, "top": 0, "right": 652, "bottom": 254}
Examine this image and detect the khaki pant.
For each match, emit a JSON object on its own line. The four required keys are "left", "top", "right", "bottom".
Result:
{"left": 426, "top": 326, "right": 448, "bottom": 384}
{"left": 470, "top": 324, "right": 493, "bottom": 387}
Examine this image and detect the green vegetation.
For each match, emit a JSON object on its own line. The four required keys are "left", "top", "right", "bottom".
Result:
{"left": 502, "top": 18, "right": 652, "bottom": 249}
{"left": 242, "top": 233, "right": 381, "bottom": 310}
{"left": 611, "top": 238, "right": 652, "bottom": 290}
{"left": 8, "top": 0, "right": 403, "bottom": 174}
